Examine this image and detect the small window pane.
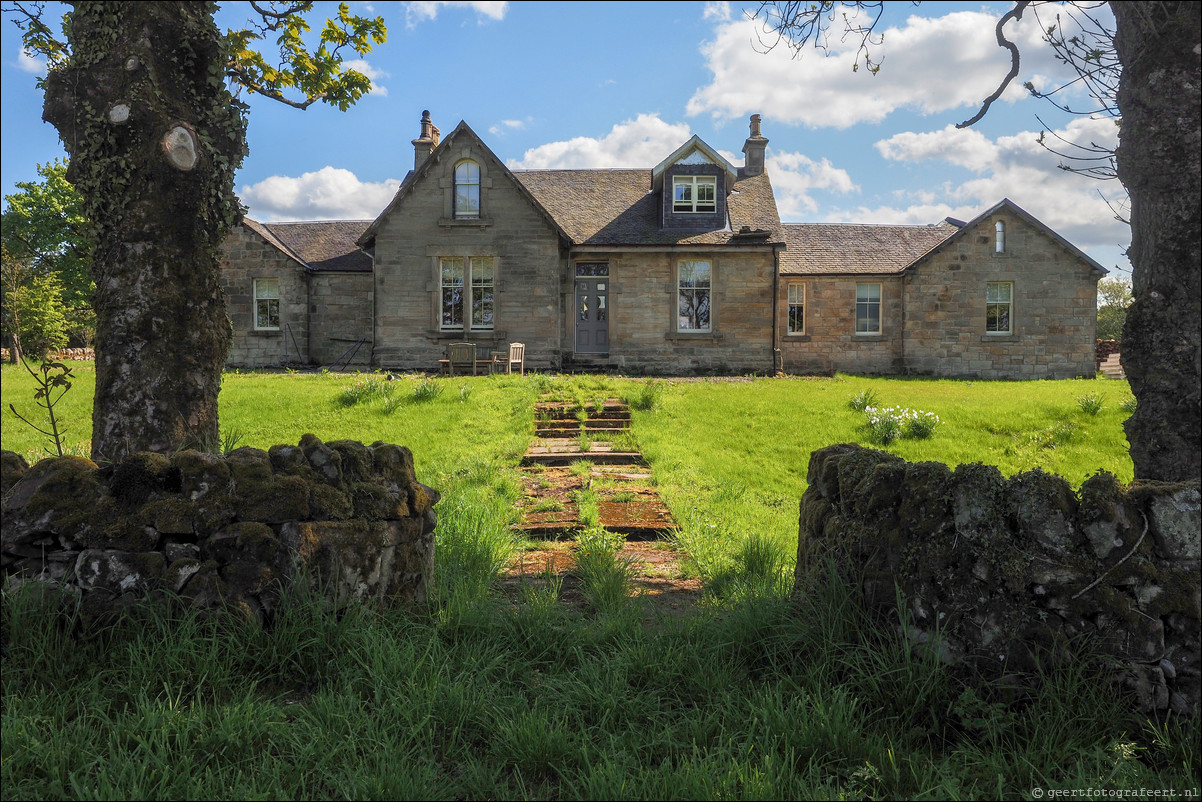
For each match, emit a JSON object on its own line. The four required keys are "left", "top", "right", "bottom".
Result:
{"left": 454, "top": 160, "right": 481, "bottom": 219}
{"left": 254, "top": 279, "right": 280, "bottom": 329}
{"left": 678, "top": 260, "right": 712, "bottom": 331}
{"left": 855, "top": 283, "right": 881, "bottom": 334}
{"left": 787, "top": 283, "right": 805, "bottom": 334}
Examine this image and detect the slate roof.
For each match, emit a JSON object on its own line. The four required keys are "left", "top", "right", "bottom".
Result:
{"left": 779, "top": 221, "right": 959, "bottom": 275}
{"left": 244, "top": 219, "right": 373, "bottom": 272}
{"left": 513, "top": 168, "right": 783, "bottom": 247}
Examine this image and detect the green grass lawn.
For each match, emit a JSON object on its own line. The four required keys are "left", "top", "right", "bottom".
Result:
{"left": 5, "top": 364, "right": 1186, "bottom": 801}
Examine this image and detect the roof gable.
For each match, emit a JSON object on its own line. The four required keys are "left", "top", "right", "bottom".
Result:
{"left": 915, "top": 198, "right": 1107, "bottom": 275}
{"left": 651, "top": 135, "right": 738, "bottom": 191}
{"left": 357, "top": 120, "right": 566, "bottom": 248}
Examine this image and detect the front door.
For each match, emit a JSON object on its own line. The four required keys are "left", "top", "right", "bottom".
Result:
{"left": 574, "top": 269, "right": 609, "bottom": 354}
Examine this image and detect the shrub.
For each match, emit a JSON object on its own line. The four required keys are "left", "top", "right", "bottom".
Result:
{"left": 1077, "top": 393, "right": 1104, "bottom": 415}
{"left": 1120, "top": 395, "right": 1137, "bottom": 415}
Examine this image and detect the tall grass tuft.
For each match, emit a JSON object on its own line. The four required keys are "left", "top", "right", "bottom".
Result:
{"left": 1078, "top": 393, "right": 1105, "bottom": 415}
{"left": 628, "top": 378, "right": 662, "bottom": 411}
{"left": 848, "top": 388, "right": 879, "bottom": 412}
{"left": 412, "top": 377, "right": 444, "bottom": 402}
{"left": 337, "top": 374, "right": 394, "bottom": 407}
{"left": 573, "top": 529, "right": 635, "bottom": 614}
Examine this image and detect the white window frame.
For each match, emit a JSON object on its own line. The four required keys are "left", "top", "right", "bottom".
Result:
{"left": 672, "top": 176, "right": 717, "bottom": 214}
{"left": 787, "top": 282, "right": 805, "bottom": 334}
{"left": 986, "top": 281, "right": 1013, "bottom": 334}
{"left": 677, "top": 259, "right": 712, "bottom": 332}
{"left": 253, "top": 278, "right": 280, "bottom": 330}
{"left": 454, "top": 160, "right": 481, "bottom": 219}
{"left": 440, "top": 256, "right": 495, "bottom": 332}
{"left": 855, "top": 282, "right": 881, "bottom": 335}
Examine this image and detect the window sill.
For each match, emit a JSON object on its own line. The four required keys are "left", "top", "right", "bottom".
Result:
{"left": 854, "top": 333, "right": 885, "bottom": 341}
{"left": 250, "top": 329, "right": 281, "bottom": 337}
{"left": 666, "top": 331, "right": 722, "bottom": 342}
{"left": 431, "top": 330, "right": 506, "bottom": 340}
{"left": 982, "top": 332, "right": 1017, "bottom": 341}
{"left": 438, "top": 217, "right": 492, "bottom": 228}
{"left": 783, "top": 333, "right": 811, "bottom": 342}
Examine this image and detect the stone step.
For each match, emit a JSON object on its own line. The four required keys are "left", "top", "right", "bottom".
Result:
{"left": 1099, "top": 352, "right": 1125, "bottom": 379}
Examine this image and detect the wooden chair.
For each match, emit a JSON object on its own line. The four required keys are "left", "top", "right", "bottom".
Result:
{"left": 443, "top": 341, "right": 477, "bottom": 376}
{"left": 504, "top": 342, "right": 526, "bottom": 375}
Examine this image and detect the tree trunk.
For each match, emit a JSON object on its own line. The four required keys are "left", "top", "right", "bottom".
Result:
{"left": 41, "top": 2, "right": 245, "bottom": 463}
{"left": 1112, "top": 1, "right": 1201, "bottom": 482}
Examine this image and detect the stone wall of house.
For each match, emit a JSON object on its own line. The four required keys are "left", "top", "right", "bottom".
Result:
{"left": 371, "top": 136, "right": 565, "bottom": 373}
{"left": 219, "top": 225, "right": 309, "bottom": 368}
{"left": 778, "top": 275, "right": 905, "bottom": 376}
{"left": 902, "top": 210, "right": 1099, "bottom": 379}
{"left": 0, "top": 436, "right": 438, "bottom": 625}
{"left": 796, "top": 443, "right": 1200, "bottom": 715}
{"left": 585, "top": 248, "right": 775, "bottom": 375}
{"left": 309, "top": 272, "right": 374, "bottom": 368}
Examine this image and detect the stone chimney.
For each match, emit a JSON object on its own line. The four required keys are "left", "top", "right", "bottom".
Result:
{"left": 742, "top": 113, "right": 768, "bottom": 176}
{"left": 412, "top": 110, "right": 441, "bottom": 171}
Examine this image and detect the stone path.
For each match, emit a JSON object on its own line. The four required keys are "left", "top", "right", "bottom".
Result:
{"left": 501, "top": 397, "right": 700, "bottom": 612}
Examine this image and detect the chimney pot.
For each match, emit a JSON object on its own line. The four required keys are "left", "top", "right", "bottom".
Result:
{"left": 742, "top": 114, "right": 768, "bottom": 176}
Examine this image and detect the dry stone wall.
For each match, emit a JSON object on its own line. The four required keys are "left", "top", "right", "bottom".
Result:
{"left": 1, "top": 436, "right": 438, "bottom": 624}
{"left": 795, "top": 443, "right": 1200, "bottom": 715}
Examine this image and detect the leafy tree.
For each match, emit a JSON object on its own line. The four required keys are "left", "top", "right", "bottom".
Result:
{"left": 9, "top": 271, "right": 69, "bottom": 360}
{"left": 1, "top": 159, "right": 95, "bottom": 348}
{"left": 1095, "top": 276, "right": 1132, "bottom": 342}
{"left": 752, "top": 1, "right": 1200, "bottom": 482}
{"left": 6, "top": 1, "right": 386, "bottom": 462}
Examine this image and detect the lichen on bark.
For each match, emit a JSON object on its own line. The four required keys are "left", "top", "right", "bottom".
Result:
{"left": 40, "top": 2, "right": 247, "bottom": 463}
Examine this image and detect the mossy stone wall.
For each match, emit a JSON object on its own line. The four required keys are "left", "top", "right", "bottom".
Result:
{"left": 1, "top": 435, "right": 438, "bottom": 624}
{"left": 796, "top": 443, "right": 1200, "bottom": 715}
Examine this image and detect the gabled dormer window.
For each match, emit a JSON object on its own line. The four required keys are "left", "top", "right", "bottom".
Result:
{"left": 673, "top": 175, "right": 717, "bottom": 213}
{"left": 454, "top": 160, "right": 480, "bottom": 219}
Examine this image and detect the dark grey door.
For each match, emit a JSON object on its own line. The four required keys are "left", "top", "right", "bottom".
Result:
{"left": 575, "top": 278, "right": 609, "bottom": 354}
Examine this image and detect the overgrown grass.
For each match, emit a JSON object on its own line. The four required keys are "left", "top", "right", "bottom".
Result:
{"left": 2, "top": 561, "right": 1194, "bottom": 800}
{"left": 2, "top": 367, "right": 1172, "bottom": 800}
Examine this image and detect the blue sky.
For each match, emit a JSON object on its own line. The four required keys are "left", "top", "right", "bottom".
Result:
{"left": 1, "top": 1, "right": 1129, "bottom": 274}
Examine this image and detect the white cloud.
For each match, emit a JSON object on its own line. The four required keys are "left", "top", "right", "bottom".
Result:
{"left": 403, "top": 1, "right": 508, "bottom": 28}
{"left": 341, "top": 59, "right": 389, "bottom": 96}
{"left": 16, "top": 47, "right": 44, "bottom": 74}
{"left": 489, "top": 119, "right": 527, "bottom": 136}
{"left": 702, "top": 1, "right": 731, "bottom": 23}
{"left": 766, "top": 150, "right": 859, "bottom": 218}
{"left": 831, "top": 116, "right": 1126, "bottom": 261}
{"left": 239, "top": 167, "right": 401, "bottom": 221}
{"left": 688, "top": 5, "right": 1088, "bottom": 128}
{"left": 508, "top": 114, "right": 693, "bottom": 169}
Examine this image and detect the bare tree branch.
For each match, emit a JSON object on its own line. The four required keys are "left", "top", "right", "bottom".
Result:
{"left": 957, "top": 0, "right": 1032, "bottom": 128}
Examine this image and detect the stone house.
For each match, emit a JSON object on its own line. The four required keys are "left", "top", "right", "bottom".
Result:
{"left": 219, "top": 112, "right": 1105, "bottom": 378}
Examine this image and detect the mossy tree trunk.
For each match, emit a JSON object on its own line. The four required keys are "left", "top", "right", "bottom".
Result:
{"left": 40, "top": 1, "right": 245, "bottom": 462}
{"left": 1112, "top": 2, "right": 1201, "bottom": 482}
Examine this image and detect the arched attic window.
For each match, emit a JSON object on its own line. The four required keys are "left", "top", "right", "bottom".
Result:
{"left": 454, "top": 160, "right": 481, "bottom": 219}
{"left": 995, "top": 221, "right": 1005, "bottom": 253}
